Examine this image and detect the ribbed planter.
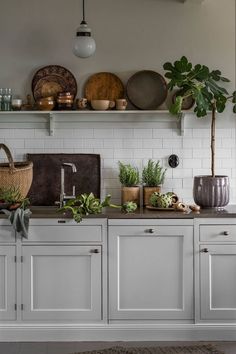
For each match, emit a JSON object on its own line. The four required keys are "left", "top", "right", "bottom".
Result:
{"left": 143, "top": 186, "right": 161, "bottom": 206}
{"left": 193, "top": 175, "right": 229, "bottom": 209}
{"left": 121, "top": 186, "right": 140, "bottom": 206}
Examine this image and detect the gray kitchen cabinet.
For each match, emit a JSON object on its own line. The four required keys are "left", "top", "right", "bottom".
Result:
{"left": 196, "top": 219, "right": 236, "bottom": 322}
{"left": 108, "top": 221, "right": 194, "bottom": 320}
{"left": 21, "top": 244, "right": 102, "bottom": 321}
{"left": 0, "top": 246, "right": 16, "bottom": 321}
{"left": 200, "top": 244, "right": 236, "bottom": 321}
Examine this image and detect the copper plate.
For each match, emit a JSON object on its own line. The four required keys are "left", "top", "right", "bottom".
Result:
{"left": 32, "top": 65, "right": 77, "bottom": 101}
{"left": 84, "top": 72, "right": 124, "bottom": 102}
{"left": 126, "top": 70, "right": 167, "bottom": 110}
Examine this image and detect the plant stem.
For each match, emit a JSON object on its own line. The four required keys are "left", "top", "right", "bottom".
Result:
{"left": 211, "top": 101, "right": 216, "bottom": 177}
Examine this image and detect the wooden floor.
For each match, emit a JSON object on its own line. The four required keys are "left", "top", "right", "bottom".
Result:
{"left": 0, "top": 341, "right": 235, "bottom": 354}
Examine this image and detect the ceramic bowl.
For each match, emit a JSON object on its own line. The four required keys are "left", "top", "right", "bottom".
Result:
{"left": 91, "top": 100, "right": 114, "bottom": 110}
{"left": 37, "top": 99, "right": 55, "bottom": 111}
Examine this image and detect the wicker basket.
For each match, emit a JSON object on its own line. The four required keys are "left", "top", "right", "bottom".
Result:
{"left": 0, "top": 144, "right": 33, "bottom": 198}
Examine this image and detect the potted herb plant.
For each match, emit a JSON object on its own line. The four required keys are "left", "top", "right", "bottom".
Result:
{"left": 118, "top": 161, "right": 140, "bottom": 205}
{"left": 142, "top": 159, "right": 167, "bottom": 206}
{"left": 163, "top": 56, "right": 236, "bottom": 208}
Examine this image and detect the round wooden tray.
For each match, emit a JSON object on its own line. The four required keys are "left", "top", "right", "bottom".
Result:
{"left": 84, "top": 72, "right": 124, "bottom": 102}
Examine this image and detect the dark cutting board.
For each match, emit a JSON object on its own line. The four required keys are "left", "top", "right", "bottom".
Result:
{"left": 27, "top": 154, "right": 100, "bottom": 206}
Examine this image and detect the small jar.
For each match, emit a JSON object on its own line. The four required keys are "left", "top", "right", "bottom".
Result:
{"left": 12, "top": 98, "right": 22, "bottom": 111}
{"left": 2, "top": 88, "right": 12, "bottom": 111}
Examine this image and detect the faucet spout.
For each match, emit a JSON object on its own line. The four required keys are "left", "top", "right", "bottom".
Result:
{"left": 59, "top": 162, "right": 78, "bottom": 208}
{"left": 62, "top": 162, "right": 77, "bottom": 173}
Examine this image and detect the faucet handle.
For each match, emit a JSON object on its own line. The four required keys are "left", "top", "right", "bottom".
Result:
{"left": 55, "top": 201, "right": 61, "bottom": 206}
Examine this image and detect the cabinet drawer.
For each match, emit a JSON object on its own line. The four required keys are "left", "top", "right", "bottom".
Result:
{"left": 200, "top": 225, "right": 236, "bottom": 242}
{"left": 23, "top": 225, "right": 102, "bottom": 242}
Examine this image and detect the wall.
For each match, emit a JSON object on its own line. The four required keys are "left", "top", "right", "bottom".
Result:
{"left": 0, "top": 0, "right": 235, "bottom": 204}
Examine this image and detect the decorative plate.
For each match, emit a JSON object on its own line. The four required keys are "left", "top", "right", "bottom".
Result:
{"left": 84, "top": 72, "right": 124, "bottom": 102}
{"left": 32, "top": 65, "right": 77, "bottom": 101}
{"left": 146, "top": 205, "right": 175, "bottom": 211}
{"left": 126, "top": 70, "right": 168, "bottom": 110}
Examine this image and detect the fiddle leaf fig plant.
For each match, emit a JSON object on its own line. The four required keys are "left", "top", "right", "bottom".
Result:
{"left": 163, "top": 56, "right": 236, "bottom": 177}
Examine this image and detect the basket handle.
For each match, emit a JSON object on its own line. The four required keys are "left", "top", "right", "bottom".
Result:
{"left": 0, "top": 144, "right": 15, "bottom": 171}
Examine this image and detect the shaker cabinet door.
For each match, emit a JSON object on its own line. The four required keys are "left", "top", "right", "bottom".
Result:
{"left": 109, "top": 225, "right": 193, "bottom": 320}
{"left": 200, "top": 244, "right": 236, "bottom": 321}
{"left": 22, "top": 245, "right": 102, "bottom": 321}
{"left": 0, "top": 246, "right": 16, "bottom": 321}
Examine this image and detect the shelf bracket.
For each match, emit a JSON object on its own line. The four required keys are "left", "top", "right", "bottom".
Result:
{"left": 178, "top": 112, "right": 185, "bottom": 136}
{"left": 49, "top": 113, "right": 55, "bottom": 136}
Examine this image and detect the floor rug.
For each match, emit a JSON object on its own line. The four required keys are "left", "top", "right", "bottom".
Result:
{"left": 74, "top": 344, "right": 224, "bottom": 354}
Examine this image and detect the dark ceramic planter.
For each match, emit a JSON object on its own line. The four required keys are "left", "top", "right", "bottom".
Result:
{"left": 193, "top": 175, "right": 229, "bottom": 209}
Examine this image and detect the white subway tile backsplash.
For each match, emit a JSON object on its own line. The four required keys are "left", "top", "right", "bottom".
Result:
{"left": 133, "top": 149, "right": 152, "bottom": 159}
{"left": 94, "top": 129, "right": 114, "bottom": 138}
{"left": 63, "top": 139, "right": 83, "bottom": 149}
{"left": 2, "top": 121, "right": 235, "bottom": 205}
{"left": 123, "top": 139, "right": 142, "bottom": 149}
{"left": 183, "top": 138, "right": 202, "bottom": 149}
{"left": 114, "top": 129, "right": 133, "bottom": 138}
{"left": 114, "top": 149, "right": 133, "bottom": 159}
{"left": 44, "top": 139, "right": 64, "bottom": 149}
{"left": 183, "top": 159, "right": 202, "bottom": 169}
{"left": 5, "top": 139, "right": 25, "bottom": 149}
{"left": 83, "top": 139, "right": 103, "bottom": 149}
{"left": 163, "top": 139, "right": 182, "bottom": 149}
{"left": 134, "top": 129, "right": 152, "bottom": 138}
{"left": 142, "top": 139, "right": 162, "bottom": 149}
{"left": 103, "top": 139, "right": 122, "bottom": 148}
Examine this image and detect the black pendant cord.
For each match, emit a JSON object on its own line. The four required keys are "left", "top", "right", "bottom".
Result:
{"left": 83, "top": 0, "right": 85, "bottom": 22}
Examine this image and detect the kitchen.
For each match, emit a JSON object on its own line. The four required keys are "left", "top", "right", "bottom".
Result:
{"left": 0, "top": 0, "right": 235, "bottom": 353}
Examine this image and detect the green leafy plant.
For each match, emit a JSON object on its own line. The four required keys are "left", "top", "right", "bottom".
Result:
{"left": 163, "top": 56, "right": 236, "bottom": 177}
{"left": 0, "top": 186, "right": 29, "bottom": 209}
{"left": 59, "top": 193, "right": 120, "bottom": 223}
{"left": 118, "top": 161, "right": 140, "bottom": 187}
{"left": 142, "top": 159, "right": 166, "bottom": 187}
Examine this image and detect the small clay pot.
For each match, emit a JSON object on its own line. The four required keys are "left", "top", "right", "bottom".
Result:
{"left": 143, "top": 186, "right": 161, "bottom": 206}
{"left": 121, "top": 186, "right": 140, "bottom": 206}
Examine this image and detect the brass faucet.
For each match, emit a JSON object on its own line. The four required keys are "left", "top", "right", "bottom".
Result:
{"left": 59, "top": 163, "right": 77, "bottom": 208}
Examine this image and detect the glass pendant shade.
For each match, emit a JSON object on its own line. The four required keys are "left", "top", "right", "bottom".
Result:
{"left": 73, "top": 22, "right": 96, "bottom": 58}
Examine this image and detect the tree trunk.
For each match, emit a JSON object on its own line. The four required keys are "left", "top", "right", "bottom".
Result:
{"left": 211, "top": 102, "right": 216, "bottom": 177}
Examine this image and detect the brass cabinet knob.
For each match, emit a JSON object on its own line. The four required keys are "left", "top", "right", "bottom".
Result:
{"left": 223, "top": 231, "right": 229, "bottom": 236}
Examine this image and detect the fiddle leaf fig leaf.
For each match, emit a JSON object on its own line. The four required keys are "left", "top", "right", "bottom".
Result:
{"left": 221, "top": 77, "right": 231, "bottom": 82}
{"left": 232, "top": 91, "right": 236, "bottom": 103}
{"left": 233, "top": 104, "right": 236, "bottom": 113}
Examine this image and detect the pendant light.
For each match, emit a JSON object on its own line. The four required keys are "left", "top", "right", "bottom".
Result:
{"left": 73, "top": 0, "right": 96, "bottom": 58}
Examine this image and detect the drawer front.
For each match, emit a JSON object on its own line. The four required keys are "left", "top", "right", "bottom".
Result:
{"left": 0, "top": 225, "right": 15, "bottom": 243}
{"left": 200, "top": 224, "right": 236, "bottom": 242}
{"left": 23, "top": 225, "right": 102, "bottom": 242}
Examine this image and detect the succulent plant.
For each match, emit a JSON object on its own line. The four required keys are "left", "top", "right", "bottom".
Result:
{"left": 142, "top": 160, "right": 166, "bottom": 187}
{"left": 118, "top": 161, "right": 140, "bottom": 187}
